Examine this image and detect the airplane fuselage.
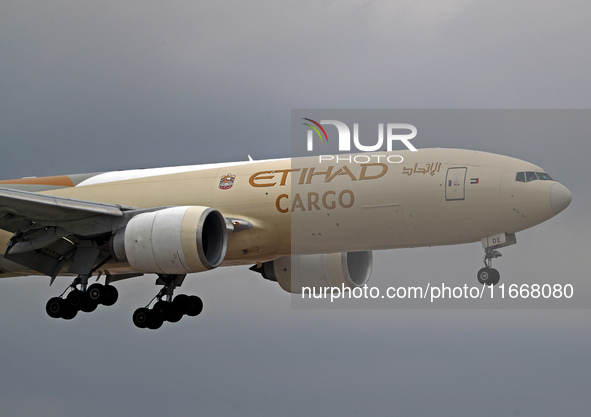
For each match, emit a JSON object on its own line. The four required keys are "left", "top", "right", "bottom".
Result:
{"left": 0, "top": 148, "right": 571, "bottom": 277}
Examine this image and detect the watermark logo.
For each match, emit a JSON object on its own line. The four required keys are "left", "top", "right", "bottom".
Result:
{"left": 303, "top": 119, "right": 418, "bottom": 152}
{"left": 302, "top": 118, "right": 329, "bottom": 146}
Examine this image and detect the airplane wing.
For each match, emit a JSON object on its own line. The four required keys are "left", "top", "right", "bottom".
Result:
{"left": 0, "top": 186, "right": 142, "bottom": 278}
{"left": 0, "top": 186, "right": 135, "bottom": 233}
{"left": 0, "top": 186, "right": 251, "bottom": 280}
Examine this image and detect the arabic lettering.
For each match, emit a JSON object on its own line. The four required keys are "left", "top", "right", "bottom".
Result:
{"left": 402, "top": 162, "right": 442, "bottom": 176}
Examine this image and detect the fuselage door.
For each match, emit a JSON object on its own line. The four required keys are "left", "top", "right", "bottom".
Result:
{"left": 445, "top": 167, "right": 467, "bottom": 201}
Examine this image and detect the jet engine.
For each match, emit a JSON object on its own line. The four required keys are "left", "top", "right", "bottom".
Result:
{"left": 254, "top": 251, "right": 372, "bottom": 293}
{"left": 111, "top": 206, "right": 227, "bottom": 274}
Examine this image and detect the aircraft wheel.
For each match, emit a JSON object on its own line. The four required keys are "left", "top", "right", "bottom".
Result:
{"left": 46, "top": 297, "right": 64, "bottom": 319}
{"left": 80, "top": 298, "right": 98, "bottom": 313}
{"left": 147, "top": 311, "right": 163, "bottom": 330}
{"left": 61, "top": 304, "right": 78, "bottom": 320}
{"left": 166, "top": 304, "right": 183, "bottom": 323}
{"left": 477, "top": 267, "right": 493, "bottom": 285}
{"left": 102, "top": 285, "right": 119, "bottom": 306}
{"left": 87, "top": 283, "right": 104, "bottom": 304}
{"left": 186, "top": 295, "right": 203, "bottom": 317}
{"left": 173, "top": 294, "right": 190, "bottom": 314}
{"left": 153, "top": 301, "right": 170, "bottom": 319}
{"left": 490, "top": 268, "right": 500, "bottom": 286}
{"left": 133, "top": 308, "right": 150, "bottom": 328}
{"left": 67, "top": 289, "right": 87, "bottom": 310}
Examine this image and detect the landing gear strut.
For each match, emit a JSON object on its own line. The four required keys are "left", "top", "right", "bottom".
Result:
{"left": 46, "top": 274, "right": 119, "bottom": 320}
{"left": 132, "top": 274, "right": 203, "bottom": 330}
{"left": 477, "top": 248, "right": 501, "bottom": 286}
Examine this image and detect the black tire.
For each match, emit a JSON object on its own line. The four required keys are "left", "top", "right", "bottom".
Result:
{"left": 80, "top": 299, "right": 98, "bottom": 313}
{"left": 87, "top": 283, "right": 105, "bottom": 303}
{"left": 173, "top": 294, "right": 190, "bottom": 314}
{"left": 46, "top": 297, "right": 64, "bottom": 319}
{"left": 153, "top": 301, "right": 170, "bottom": 319}
{"left": 102, "top": 285, "right": 119, "bottom": 306}
{"left": 166, "top": 304, "right": 183, "bottom": 323}
{"left": 491, "top": 268, "right": 500, "bottom": 286}
{"left": 147, "top": 310, "right": 163, "bottom": 330}
{"left": 67, "top": 289, "right": 87, "bottom": 310}
{"left": 186, "top": 295, "right": 203, "bottom": 317}
{"left": 477, "top": 267, "right": 492, "bottom": 285}
{"left": 132, "top": 308, "right": 150, "bottom": 328}
{"left": 61, "top": 304, "right": 78, "bottom": 320}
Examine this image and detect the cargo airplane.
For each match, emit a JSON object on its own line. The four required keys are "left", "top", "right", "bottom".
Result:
{"left": 0, "top": 149, "right": 571, "bottom": 329}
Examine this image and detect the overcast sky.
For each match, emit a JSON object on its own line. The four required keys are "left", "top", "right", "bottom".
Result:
{"left": 1, "top": 1, "right": 590, "bottom": 416}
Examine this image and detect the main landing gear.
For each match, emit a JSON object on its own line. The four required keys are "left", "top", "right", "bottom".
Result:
{"left": 477, "top": 247, "right": 502, "bottom": 286}
{"left": 46, "top": 275, "right": 119, "bottom": 320}
{"left": 132, "top": 274, "right": 203, "bottom": 330}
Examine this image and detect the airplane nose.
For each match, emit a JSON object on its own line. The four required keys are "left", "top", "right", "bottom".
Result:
{"left": 550, "top": 182, "right": 572, "bottom": 214}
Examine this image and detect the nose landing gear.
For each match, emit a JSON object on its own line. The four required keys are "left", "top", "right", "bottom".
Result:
{"left": 476, "top": 233, "right": 517, "bottom": 286}
{"left": 477, "top": 248, "right": 501, "bottom": 286}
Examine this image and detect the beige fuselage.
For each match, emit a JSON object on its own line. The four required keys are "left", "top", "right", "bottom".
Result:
{"left": 0, "top": 148, "right": 566, "bottom": 277}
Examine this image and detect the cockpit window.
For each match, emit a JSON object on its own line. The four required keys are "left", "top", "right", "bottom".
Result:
{"left": 515, "top": 171, "right": 554, "bottom": 182}
{"left": 536, "top": 172, "right": 553, "bottom": 180}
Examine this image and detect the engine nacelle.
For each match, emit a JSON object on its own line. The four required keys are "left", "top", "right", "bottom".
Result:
{"left": 111, "top": 206, "right": 227, "bottom": 274}
{"left": 255, "top": 251, "right": 372, "bottom": 293}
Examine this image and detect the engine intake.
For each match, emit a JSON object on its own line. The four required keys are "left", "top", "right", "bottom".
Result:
{"left": 112, "top": 206, "right": 227, "bottom": 274}
{"left": 254, "top": 251, "right": 372, "bottom": 293}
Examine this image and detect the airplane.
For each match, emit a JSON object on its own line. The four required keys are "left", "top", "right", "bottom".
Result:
{"left": 0, "top": 148, "right": 572, "bottom": 329}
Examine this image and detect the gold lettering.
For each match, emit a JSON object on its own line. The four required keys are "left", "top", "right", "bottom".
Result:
{"left": 292, "top": 193, "right": 305, "bottom": 211}
{"left": 249, "top": 171, "right": 276, "bottom": 187}
{"left": 338, "top": 190, "right": 355, "bottom": 208}
{"left": 325, "top": 165, "right": 357, "bottom": 182}
{"left": 276, "top": 194, "right": 289, "bottom": 213}
{"left": 308, "top": 192, "right": 320, "bottom": 211}
{"left": 273, "top": 169, "right": 300, "bottom": 186}
{"left": 429, "top": 162, "right": 441, "bottom": 176}
{"left": 299, "top": 168, "right": 308, "bottom": 185}
{"left": 306, "top": 166, "right": 333, "bottom": 184}
{"left": 322, "top": 191, "right": 336, "bottom": 210}
{"left": 359, "top": 163, "right": 388, "bottom": 180}
{"left": 276, "top": 190, "right": 355, "bottom": 212}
